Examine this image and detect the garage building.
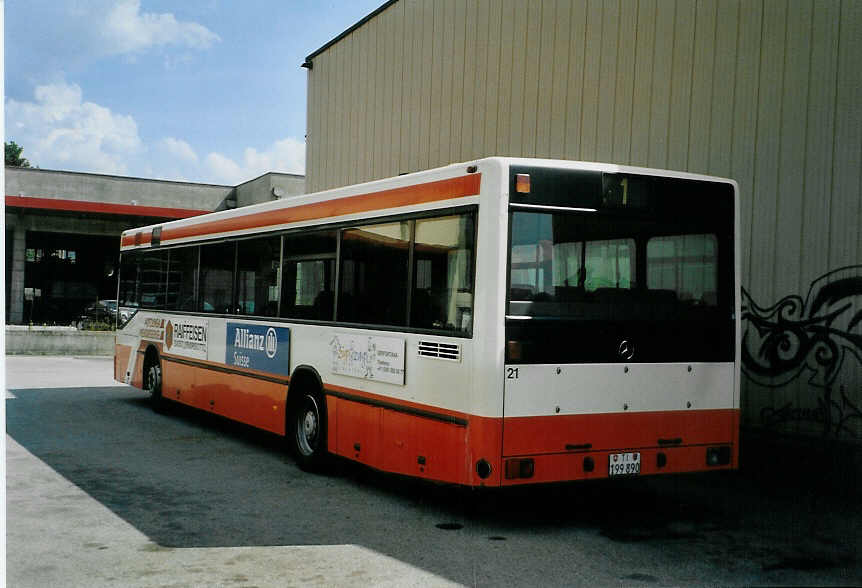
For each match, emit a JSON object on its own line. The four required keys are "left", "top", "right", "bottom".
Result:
{"left": 5, "top": 166, "right": 304, "bottom": 325}
{"left": 301, "top": 0, "right": 862, "bottom": 440}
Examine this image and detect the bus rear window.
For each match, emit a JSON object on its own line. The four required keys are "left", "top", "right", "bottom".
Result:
{"left": 647, "top": 234, "right": 718, "bottom": 306}
{"left": 509, "top": 212, "right": 638, "bottom": 307}
{"left": 506, "top": 171, "right": 734, "bottom": 363}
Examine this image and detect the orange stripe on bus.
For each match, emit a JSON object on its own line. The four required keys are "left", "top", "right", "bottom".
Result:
{"left": 121, "top": 173, "right": 481, "bottom": 248}
{"left": 502, "top": 409, "right": 738, "bottom": 456}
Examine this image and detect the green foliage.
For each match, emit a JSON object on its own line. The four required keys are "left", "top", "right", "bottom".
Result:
{"left": 78, "top": 320, "right": 116, "bottom": 331}
{"left": 5, "top": 141, "right": 31, "bottom": 167}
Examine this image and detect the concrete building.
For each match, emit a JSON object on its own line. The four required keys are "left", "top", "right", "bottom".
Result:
{"left": 302, "top": 0, "right": 862, "bottom": 441}
{"left": 5, "top": 167, "right": 304, "bottom": 325}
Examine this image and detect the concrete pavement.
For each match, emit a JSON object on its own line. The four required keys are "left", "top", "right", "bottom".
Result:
{"left": 5, "top": 357, "right": 456, "bottom": 587}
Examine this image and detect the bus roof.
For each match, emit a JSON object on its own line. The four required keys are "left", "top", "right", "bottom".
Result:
{"left": 120, "top": 157, "right": 735, "bottom": 251}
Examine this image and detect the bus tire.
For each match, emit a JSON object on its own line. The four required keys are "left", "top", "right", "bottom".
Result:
{"left": 290, "top": 389, "right": 328, "bottom": 472}
{"left": 144, "top": 354, "right": 164, "bottom": 413}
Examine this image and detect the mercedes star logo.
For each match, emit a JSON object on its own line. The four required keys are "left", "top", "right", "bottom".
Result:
{"left": 618, "top": 339, "right": 635, "bottom": 361}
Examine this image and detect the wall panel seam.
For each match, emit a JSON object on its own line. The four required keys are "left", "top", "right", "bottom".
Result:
{"left": 827, "top": 0, "right": 844, "bottom": 271}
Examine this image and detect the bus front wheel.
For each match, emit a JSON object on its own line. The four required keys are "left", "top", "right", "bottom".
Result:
{"left": 145, "top": 357, "right": 164, "bottom": 413}
{"left": 290, "top": 390, "right": 327, "bottom": 471}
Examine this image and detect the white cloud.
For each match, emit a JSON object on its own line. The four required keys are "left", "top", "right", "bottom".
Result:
{"left": 205, "top": 138, "right": 306, "bottom": 185}
{"left": 6, "top": 1, "right": 220, "bottom": 83}
{"left": 161, "top": 137, "right": 199, "bottom": 164}
{"left": 6, "top": 81, "right": 143, "bottom": 175}
{"left": 204, "top": 152, "right": 244, "bottom": 184}
{"left": 5, "top": 80, "right": 306, "bottom": 185}
{"left": 101, "top": 0, "right": 220, "bottom": 55}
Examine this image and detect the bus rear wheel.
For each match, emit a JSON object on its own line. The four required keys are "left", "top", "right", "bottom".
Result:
{"left": 290, "top": 390, "right": 327, "bottom": 471}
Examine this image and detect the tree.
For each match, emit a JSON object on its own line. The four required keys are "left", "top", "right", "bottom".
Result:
{"left": 5, "top": 141, "right": 31, "bottom": 167}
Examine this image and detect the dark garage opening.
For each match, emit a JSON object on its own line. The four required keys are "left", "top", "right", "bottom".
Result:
{"left": 23, "top": 231, "right": 119, "bottom": 325}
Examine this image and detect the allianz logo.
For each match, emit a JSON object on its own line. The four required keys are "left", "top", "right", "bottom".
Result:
{"left": 234, "top": 327, "right": 278, "bottom": 359}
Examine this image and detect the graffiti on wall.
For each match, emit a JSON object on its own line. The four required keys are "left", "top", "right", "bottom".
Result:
{"left": 741, "top": 266, "right": 862, "bottom": 437}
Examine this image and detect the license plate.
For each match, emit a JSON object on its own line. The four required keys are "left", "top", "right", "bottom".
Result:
{"left": 608, "top": 452, "right": 641, "bottom": 476}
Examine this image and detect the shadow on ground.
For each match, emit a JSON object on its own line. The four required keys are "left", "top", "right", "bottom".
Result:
{"left": 7, "top": 385, "right": 859, "bottom": 585}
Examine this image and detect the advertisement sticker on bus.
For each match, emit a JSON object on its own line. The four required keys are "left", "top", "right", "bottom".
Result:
{"left": 139, "top": 317, "right": 165, "bottom": 341}
{"left": 329, "top": 333, "right": 405, "bottom": 385}
{"left": 164, "top": 317, "right": 209, "bottom": 360}
{"left": 225, "top": 322, "right": 291, "bottom": 376}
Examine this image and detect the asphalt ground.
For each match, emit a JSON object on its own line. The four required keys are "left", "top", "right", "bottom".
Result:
{"left": 5, "top": 356, "right": 862, "bottom": 586}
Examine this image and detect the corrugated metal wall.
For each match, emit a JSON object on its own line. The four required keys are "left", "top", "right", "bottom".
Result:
{"left": 306, "top": 0, "right": 862, "bottom": 440}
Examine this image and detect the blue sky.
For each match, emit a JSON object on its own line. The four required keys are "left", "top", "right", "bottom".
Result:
{"left": 5, "top": 0, "right": 384, "bottom": 185}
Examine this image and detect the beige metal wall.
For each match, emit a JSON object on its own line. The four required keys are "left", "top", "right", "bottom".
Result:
{"left": 306, "top": 0, "right": 862, "bottom": 440}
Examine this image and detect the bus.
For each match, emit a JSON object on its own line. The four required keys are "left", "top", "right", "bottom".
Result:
{"left": 114, "top": 157, "right": 740, "bottom": 487}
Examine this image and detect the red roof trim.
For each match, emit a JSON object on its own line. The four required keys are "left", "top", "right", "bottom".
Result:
{"left": 121, "top": 173, "right": 482, "bottom": 248}
{"left": 5, "top": 195, "right": 210, "bottom": 219}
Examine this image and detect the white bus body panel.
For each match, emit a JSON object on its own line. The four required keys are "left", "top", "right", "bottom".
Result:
{"left": 503, "top": 363, "right": 735, "bottom": 417}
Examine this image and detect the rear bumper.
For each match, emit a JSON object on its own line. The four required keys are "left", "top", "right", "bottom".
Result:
{"left": 500, "top": 408, "right": 739, "bottom": 485}
{"left": 500, "top": 443, "right": 737, "bottom": 486}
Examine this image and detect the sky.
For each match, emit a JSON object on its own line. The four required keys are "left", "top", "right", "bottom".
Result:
{"left": 4, "top": 0, "right": 385, "bottom": 185}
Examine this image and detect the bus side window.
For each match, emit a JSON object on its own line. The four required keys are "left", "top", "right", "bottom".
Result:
{"left": 338, "top": 221, "right": 410, "bottom": 327}
{"left": 139, "top": 251, "right": 169, "bottom": 309}
{"left": 236, "top": 236, "right": 280, "bottom": 317}
{"left": 199, "top": 242, "right": 236, "bottom": 314}
{"left": 281, "top": 230, "right": 337, "bottom": 321}
{"left": 167, "top": 246, "right": 199, "bottom": 311}
{"left": 411, "top": 213, "right": 475, "bottom": 334}
{"left": 118, "top": 253, "right": 141, "bottom": 309}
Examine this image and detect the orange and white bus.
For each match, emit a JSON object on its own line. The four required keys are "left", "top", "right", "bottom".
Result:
{"left": 114, "top": 157, "right": 740, "bottom": 487}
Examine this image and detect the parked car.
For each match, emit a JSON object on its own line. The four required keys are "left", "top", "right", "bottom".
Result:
{"left": 75, "top": 300, "right": 118, "bottom": 329}
{"left": 106, "top": 299, "right": 135, "bottom": 324}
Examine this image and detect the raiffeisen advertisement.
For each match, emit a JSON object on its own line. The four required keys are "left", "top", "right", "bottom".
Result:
{"left": 225, "top": 323, "right": 291, "bottom": 376}
{"left": 164, "top": 318, "right": 209, "bottom": 360}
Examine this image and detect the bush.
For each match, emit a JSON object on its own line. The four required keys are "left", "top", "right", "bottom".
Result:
{"left": 77, "top": 320, "right": 116, "bottom": 331}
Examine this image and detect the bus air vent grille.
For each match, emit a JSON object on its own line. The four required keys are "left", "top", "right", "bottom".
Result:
{"left": 418, "top": 341, "right": 461, "bottom": 362}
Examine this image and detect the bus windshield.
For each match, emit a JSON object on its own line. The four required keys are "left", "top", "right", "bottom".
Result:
{"left": 506, "top": 169, "right": 735, "bottom": 364}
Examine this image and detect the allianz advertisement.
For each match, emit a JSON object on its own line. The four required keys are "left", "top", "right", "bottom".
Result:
{"left": 225, "top": 322, "right": 291, "bottom": 377}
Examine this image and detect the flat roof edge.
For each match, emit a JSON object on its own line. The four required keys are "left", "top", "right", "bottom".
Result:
{"left": 234, "top": 170, "right": 306, "bottom": 188}
{"left": 4, "top": 166, "right": 234, "bottom": 190}
{"left": 303, "top": 0, "right": 398, "bottom": 64}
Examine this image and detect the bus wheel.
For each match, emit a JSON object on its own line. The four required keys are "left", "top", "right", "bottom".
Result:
{"left": 145, "top": 358, "right": 164, "bottom": 413}
{"left": 290, "top": 390, "right": 327, "bottom": 471}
